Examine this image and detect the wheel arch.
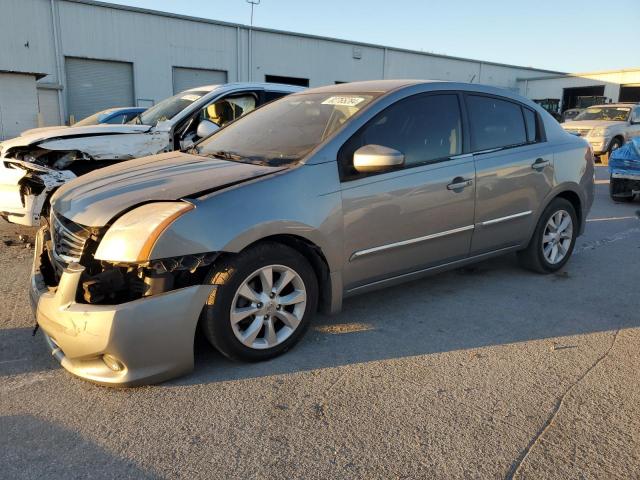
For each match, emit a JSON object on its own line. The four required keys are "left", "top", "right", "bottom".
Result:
{"left": 214, "top": 234, "right": 341, "bottom": 315}
{"left": 536, "top": 185, "right": 585, "bottom": 238}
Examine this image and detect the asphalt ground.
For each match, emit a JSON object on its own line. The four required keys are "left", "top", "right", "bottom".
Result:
{"left": 1, "top": 165, "right": 639, "bottom": 479}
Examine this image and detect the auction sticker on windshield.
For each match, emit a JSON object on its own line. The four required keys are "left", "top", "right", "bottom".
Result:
{"left": 322, "top": 96, "right": 366, "bottom": 107}
{"left": 181, "top": 94, "right": 202, "bottom": 102}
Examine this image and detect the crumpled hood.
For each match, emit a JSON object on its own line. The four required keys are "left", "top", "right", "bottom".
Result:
{"left": 0, "top": 124, "right": 151, "bottom": 156}
{"left": 20, "top": 125, "right": 71, "bottom": 137}
{"left": 51, "top": 152, "right": 286, "bottom": 227}
{"left": 562, "top": 120, "right": 623, "bottom": 130}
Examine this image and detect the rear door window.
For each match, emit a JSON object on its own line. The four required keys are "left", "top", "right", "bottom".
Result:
{"left": 466, "top": 95, "right": 527, "bottom": 151}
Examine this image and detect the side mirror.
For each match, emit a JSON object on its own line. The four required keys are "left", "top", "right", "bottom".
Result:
{"left": 353, "top": 144, "right": 405, "bottom": 173}
{"left": 196, "top": 119, "right": 220, "bottom": 139}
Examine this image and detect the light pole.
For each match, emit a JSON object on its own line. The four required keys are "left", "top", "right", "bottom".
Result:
{"left": 246, "top": 0, "right": 260, "bottom": 82}
{"left": 247, "top": 0, "right": 260, "bottom": 27}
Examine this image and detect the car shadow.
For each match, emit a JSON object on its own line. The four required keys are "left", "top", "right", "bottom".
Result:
{"left": 0, "top": 415, "right": 159, "bottom": 479}
{"left": 169, "top": 252, "right": 639, "bottom": 387}
{"left": 0, "top": 327, "right": 58, "bottom": 377}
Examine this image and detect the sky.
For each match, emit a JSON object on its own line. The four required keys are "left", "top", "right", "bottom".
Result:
{"left": 107, "top": 0, "right": 639, "bottom": 73}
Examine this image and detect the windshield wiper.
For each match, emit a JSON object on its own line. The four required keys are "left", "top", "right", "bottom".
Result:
{"left": 203, "top": 150, "right": 245, "bottom": 161}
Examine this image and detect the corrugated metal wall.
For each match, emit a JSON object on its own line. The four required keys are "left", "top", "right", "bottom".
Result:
{"left": 65, "top": 57, "right": 134, "bottom": 122}
{"left": 0, "top": 73, "right": 39, "bottom": 139}
{"left": 2, "top": 0, "right": 562, "bottom": 130}
{"left": 172, "top": 67, "right": 228, "bottom": 94}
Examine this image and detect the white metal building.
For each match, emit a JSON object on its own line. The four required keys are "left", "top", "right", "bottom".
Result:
{"left": 518, "top": 69, "right": 640, "bottom": 112}
{"left": 0, "top": 0, "right": 568, "bottom": 139}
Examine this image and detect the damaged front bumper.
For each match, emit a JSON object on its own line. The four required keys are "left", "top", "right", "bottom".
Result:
{"left": 0, "top": 159, "right": 75, "bottom": 226}
{"left": 30, "top": 228, "right": 214, "bottom": 387}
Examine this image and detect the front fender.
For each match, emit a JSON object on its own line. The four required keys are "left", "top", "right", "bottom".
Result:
{"left": 149, "top": 162, "right": 344, "bottom": 272}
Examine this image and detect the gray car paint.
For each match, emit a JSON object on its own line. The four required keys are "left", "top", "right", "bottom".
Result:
{"left": 51, "top": 80, "right": 593, "bottom": 314}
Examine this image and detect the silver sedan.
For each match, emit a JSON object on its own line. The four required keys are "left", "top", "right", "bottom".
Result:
{"left": 31, "top": 80, "right": 594, "bottom": 386}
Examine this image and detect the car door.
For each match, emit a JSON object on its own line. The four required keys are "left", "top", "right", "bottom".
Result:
{"left": 465, "top": 94, "right": 555, "bottom": 254}
{"left": 339, "top": 92, "right": 476, "bottom": 290}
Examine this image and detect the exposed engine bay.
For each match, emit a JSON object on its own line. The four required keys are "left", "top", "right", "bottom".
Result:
{"left": 38, "top": 214, "right": 218, "bottom": 305}
{"left": 0, "top": 128, "right": 171, "bottom": 226}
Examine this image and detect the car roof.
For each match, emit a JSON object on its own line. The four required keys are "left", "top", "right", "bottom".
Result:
{"left": 303, "top": 79, "right": 434, "bottom": 94}
{"left": 291, "top": 80, "right": 541, "bottom": 108}
{"left": 183, "top": 82, "right": 305, "bottom": 94}
{"left": 101, "top": 107, "right": 146, "bottom": 115}
{"left": 586, "top": 103, "right": 637, "bottom": 108}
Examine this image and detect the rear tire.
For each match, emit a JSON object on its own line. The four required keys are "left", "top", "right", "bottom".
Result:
{"left": 200, "top": 242, "right": 318, "bottom": 362}
{"left": 518, "top": 198, "right": 578, "bottom": 274}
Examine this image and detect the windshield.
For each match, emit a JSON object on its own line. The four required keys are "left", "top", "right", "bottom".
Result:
{"left": 197, "top": 92, "right": 379, "bottom": 165}
{"left": 574, "top": 106, "right": 631, "bottom": 122}
{"left": 135, "top": 90, "right": 210, "bottom": 126}
{"left": 74, "top": 110, "right": 110, "bottom": 127}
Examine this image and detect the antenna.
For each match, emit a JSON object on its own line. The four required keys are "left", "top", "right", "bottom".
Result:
{"left": 246, "top": 0, "right": 261, "bottom": 27}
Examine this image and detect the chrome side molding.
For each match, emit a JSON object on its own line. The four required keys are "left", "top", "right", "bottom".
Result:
{"left": 479, "top": 210, "right": 532, "bottom": 227}
{"left": 350, "top": 225, "right": 475, "bottom": 261}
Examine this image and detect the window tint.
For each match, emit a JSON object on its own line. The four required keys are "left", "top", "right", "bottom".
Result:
{"left": 264, "top": 91, "right": 289, "bottom": 103}
{"left": 522, "top": 108, "right": 538, "bottom": 143}
{"left": 340, "top": 93, "right": 462, "bottom": 178}
{"left": 467, "top": 95, "right": 527, "bottom": 151}
{"left": 104, "top": 114, "right": 126, "bottom": 124}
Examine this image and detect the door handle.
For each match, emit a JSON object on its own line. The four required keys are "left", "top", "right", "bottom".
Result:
{"left": 447, "top": 177, "right": 473, "bottom": 191}
{"left": 531, "top": 158, "right": 550, "bottom": 171}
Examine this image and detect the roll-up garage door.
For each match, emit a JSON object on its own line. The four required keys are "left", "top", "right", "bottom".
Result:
{"left": 65, "top": 57, "right": 134, "bottom": 123}
{"left": 172, "top": 67, "right": 227, "bottom": 94}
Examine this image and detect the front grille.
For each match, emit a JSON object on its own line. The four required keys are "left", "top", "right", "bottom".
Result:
{"left": 50, "top": 212, "right": 91, "bottom": 266}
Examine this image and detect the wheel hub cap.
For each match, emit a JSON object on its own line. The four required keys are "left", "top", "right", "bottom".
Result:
{"left": 230, "top": 265, "right": 307, "bottom": 350}
{"left": 541, "top": 209, "right": 573, "bottom": 265}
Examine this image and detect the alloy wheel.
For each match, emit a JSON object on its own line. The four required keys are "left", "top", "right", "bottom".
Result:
{"left": 230, "top": 265, "right": 307, "bottom": 350}
{"left": 541, "top": 209, "right": 573, "bottom": 264}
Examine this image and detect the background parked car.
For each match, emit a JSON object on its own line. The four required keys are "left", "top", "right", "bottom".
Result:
{"left": 561, "top": 103, "right": 640, "bottom": 163}
{"left": 19, "top": 107, "right": 147, "bottom": 138}
{"left": 0, "top": 83, "right": 301, "bottom": 226}
{"left": 561, "top": 108, "right": 583, "bottom": 123}
{"left": 32, "top": 80, "right": 594, "bottom": 386}
{"left": 609, "top": 137, "right": 640, "bottom": 202}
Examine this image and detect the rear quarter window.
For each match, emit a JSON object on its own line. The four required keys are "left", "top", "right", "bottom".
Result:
{"left": 466, "top": 95, "right": 527, "bottom": 151}
{"left": 522, "top": 107, "right": 539, "bottom": 143}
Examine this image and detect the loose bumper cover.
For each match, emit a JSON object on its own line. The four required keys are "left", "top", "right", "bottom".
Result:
{"left": 609, "top": 138, "right": 640, "bottom": 181}
{"left": 30, "top": 229, "right": 214, "bottom": 386}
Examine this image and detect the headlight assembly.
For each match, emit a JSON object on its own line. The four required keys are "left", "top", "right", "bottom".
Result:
{"left": 94, "top": 202, "right": 194, "bottom": 263}
{"left": 589, "top": 127, "right": 607, "bottom": 137}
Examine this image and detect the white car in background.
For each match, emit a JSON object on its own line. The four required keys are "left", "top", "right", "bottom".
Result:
{"left": 0, "top": 83, "right": 301, "bottom": 226}
{"left": 561, "top": 103, "right": 640, "bottom": 158}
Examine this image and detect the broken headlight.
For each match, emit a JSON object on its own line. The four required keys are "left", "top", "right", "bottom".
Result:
{"left": 94, "top": 202, "right": 194, "bottom": 263}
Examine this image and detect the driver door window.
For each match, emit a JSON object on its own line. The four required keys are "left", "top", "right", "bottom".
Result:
{"left": 339, "top": 93, "right": 462, "bottom": 181}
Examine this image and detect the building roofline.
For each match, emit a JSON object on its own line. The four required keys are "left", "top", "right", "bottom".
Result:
{"left": 517, "top": 67, "right": 640, "bottom": 82}
{"left": 63, "top": 0, "right": 565, "bottom": 76}
{"left": 0, "top": 69, "right": 47, "bottom": 80}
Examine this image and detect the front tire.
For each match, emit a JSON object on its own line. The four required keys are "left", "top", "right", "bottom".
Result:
{"left": 200, "top": 242, "right": 318, "bottom": 362}
{"left": 518, "top": 198, "right": 578, "bottom": 273}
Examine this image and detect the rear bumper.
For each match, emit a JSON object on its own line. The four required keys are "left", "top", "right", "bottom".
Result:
{"left": 31, "top": 229, "right": 214, "bottom": 387}
{"left": 611, "top": 171, "right": 640, "bottom": 182}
